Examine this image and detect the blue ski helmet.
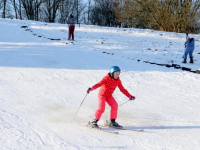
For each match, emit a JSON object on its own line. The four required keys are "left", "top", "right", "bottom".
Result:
{"left": 110, "top": 66, "right": 120, "bottom": 74}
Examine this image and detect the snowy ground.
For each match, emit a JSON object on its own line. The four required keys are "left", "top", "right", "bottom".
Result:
{"left": 0, "top": 18, "right": 200, "bottom": 150}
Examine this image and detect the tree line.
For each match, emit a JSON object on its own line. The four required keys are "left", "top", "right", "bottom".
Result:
{"left": 0, "top": 0, "right": 85, "bottom": 23}
{"left": 90, "top": 0, "right": 200, "bottom": 33}
{"left": 1, "top": 0, "right": 200, "bottom": 33}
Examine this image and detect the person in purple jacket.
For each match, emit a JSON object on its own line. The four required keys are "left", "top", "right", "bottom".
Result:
{"left": 67, "top": 14, "right": 75, "bottom": 41}
{"left": 182, "top": 37, "right": 195, "bottom": 64}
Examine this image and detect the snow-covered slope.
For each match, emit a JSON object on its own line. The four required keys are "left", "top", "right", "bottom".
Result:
{"left": 0, "top": 18, "right": 200, "bottom": 150}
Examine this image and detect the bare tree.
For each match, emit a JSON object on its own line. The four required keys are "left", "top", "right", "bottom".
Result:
{"left": 74, "top": 0, "right": 86, "bottom": 24}
{"left": 20, "top": 0, "right": 35, "bottom": 20}
{"left": 12, "top": 0, "right": 18, "bottom": 19}
{"left": 58, "top": 0, "right": 75, "bottom": 24}
{"left": 0, "top": 0, "right": 4, "bottom": 11}
{"left": 113, "top": 0, "right": 139, "bottom": 27}
{"left": 18, "top": 0, "right": 22, "bottom": 19}
{"left": 87, "top": 0, "right": 92, "bottom": 24}
{"left": 34, "top": 0, "right": 44, "bottom": 21}
{"left": 90, "top": 0, "right": 117, "bottom": 26}
{"left": 10, "top": 0, "right": 21, "bottom": 19}
{"left": 42, "top": 0, "right": 62, "bottom": 23}
{"left": 2, "top": 0, "right": 7, "bottom": 18}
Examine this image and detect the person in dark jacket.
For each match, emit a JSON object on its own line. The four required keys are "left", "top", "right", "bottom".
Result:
{"left": 67, "top": 14, "right": 75, "bottom": 41}
{"left": 182, "top": 37, "right": 195, "bottom": 64}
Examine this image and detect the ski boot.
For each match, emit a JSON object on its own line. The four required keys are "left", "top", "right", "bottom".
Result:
{"left": 182, "top": 59, "right": 187, "bottom": 64}
{"left": 108, "top": 119, "right": 123, "bottom": 129}
{"left": 189, "top": 57, "right": 194, "bottom": 64}
{"left": 88, "top": 118, "right": 99, "bottom": 129}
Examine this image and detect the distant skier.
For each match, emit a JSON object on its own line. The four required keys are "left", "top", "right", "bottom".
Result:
{"left": 182, "top": 37, "right": 195, "bottom": 64}
{"left": 87, "top": 66, "right": 135, "bottom": 129}
{"left": 67, "top": 14, "right": 75, "bottom": 41}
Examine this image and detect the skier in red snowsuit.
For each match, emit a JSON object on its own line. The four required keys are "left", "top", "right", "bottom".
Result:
{"left": 67, "top": 14, "right": 75, "bottom": 41}
{"left": 87, "top": 66, "right": 135, "bottom": 128}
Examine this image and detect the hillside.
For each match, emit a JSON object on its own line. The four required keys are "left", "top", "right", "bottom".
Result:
{"left": 0, "top": 18, "right": 200, "bottom": 150}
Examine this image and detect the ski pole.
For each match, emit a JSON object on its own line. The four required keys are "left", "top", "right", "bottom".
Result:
{"left": 71, "top": 93, "right": 88, "bottom": 122}
{"left": 118, "top": 99, "right": 131, "bottom": 107}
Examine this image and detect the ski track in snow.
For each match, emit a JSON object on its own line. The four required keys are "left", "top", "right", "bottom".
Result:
{"left": 0, "top": 18, "right": 200, "bottom": 150}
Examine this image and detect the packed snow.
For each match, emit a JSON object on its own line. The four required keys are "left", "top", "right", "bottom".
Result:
{"left": 0, "top": 18, "right": 200, "bottom": 150}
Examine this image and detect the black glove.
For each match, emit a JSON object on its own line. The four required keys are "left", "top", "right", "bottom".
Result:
{"left": 87, "top": 88, "right": 93, "bottom": 94}
{"left": 130, "top": 95, "right": 135, "bottom": 100}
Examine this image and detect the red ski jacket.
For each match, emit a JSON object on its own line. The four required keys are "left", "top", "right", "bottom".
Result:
{"left": 91, "top": 73, "right": 131, "bottom": 98}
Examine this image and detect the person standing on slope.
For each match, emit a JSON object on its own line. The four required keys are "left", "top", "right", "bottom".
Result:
{"left": 87, "top": 66, "right": 135, "bottom": 129}
{"left": 182, "top": 37, "right": 195, "bottom": 64}
{"left": 67, "top": 14, "right": 75, "bottom": 41}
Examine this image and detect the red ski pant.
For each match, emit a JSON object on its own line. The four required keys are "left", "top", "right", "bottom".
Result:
{"left": 95, "top": 95, "right": 118, "bottom": 120}
{"left": 68, "top": 26, "right": 75, "bottom": 39}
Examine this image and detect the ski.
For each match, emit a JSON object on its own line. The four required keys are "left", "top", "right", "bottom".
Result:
{"left": 100, "top": 125, "right": 143, "bottom": 132}
{"left": 103, "top": 120, "right": 143, "bottom": 132}
{"left": 78, "top": 125, "right": 119, "bottom": 134}
{"left": 116, "top": 128, "right": 144, "bottom": 132}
